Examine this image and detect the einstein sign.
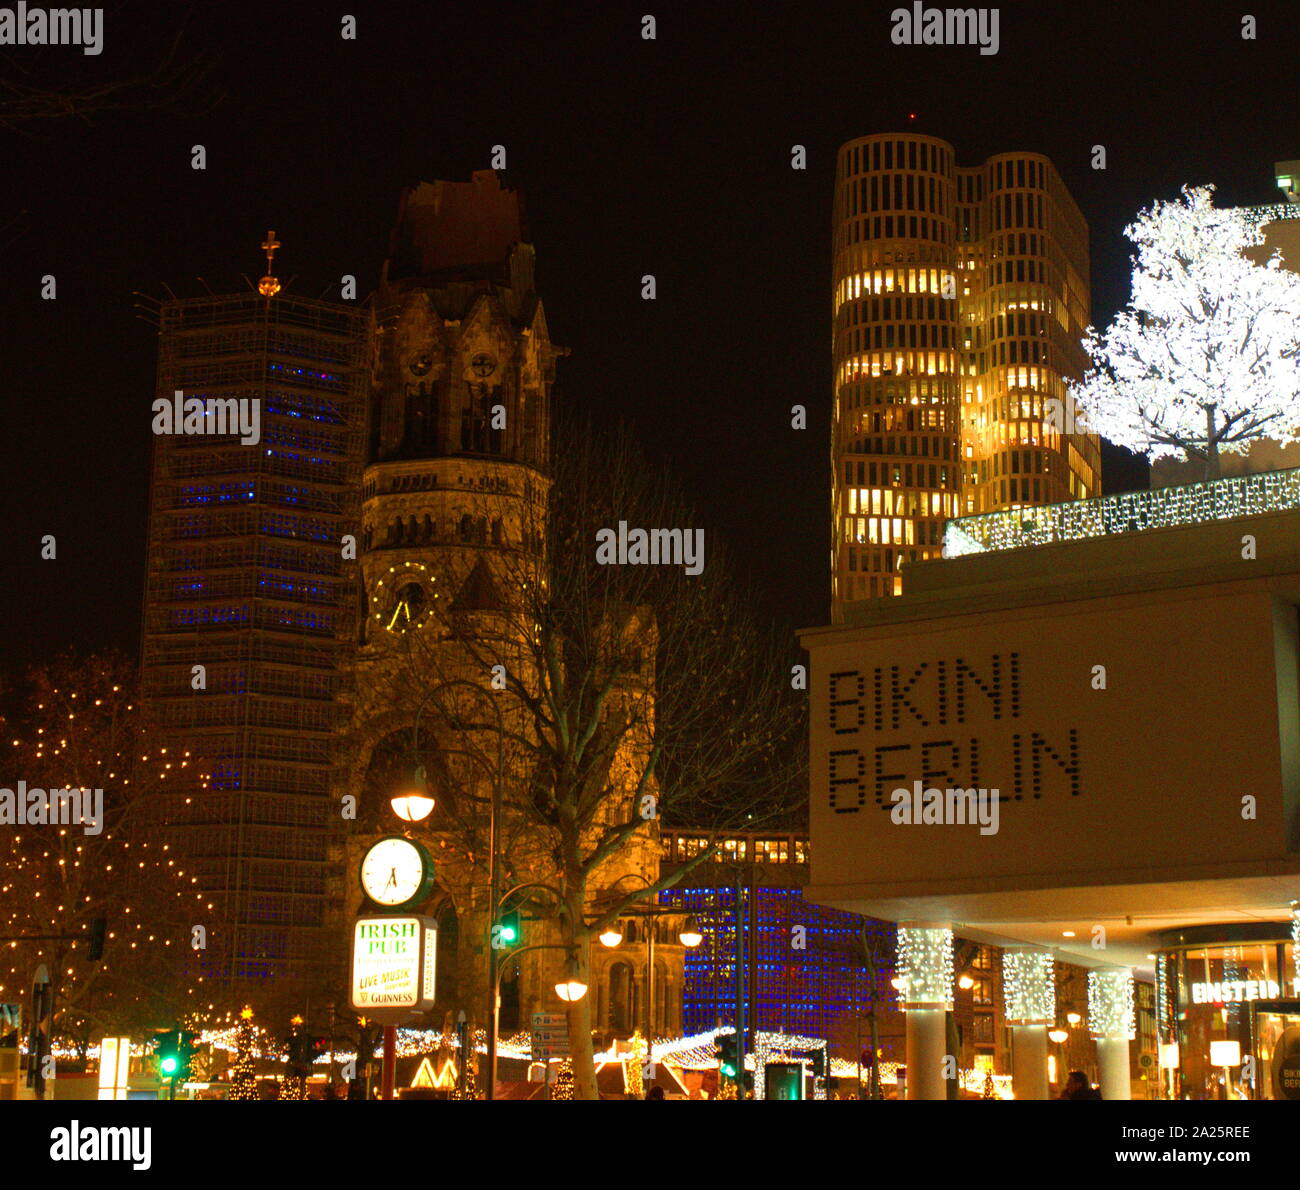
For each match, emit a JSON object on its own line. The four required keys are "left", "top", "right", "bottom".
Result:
{"left": 349, "top": 916, "right": 436, "bottom": 1024}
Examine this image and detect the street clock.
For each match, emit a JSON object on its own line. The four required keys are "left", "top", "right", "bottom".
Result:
{"left": 359, "top": 836, "right": 435, "bottom": 911}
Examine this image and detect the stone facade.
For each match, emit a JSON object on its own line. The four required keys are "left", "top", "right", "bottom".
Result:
{"left": 329, "top": 171, "right": 680, "bottom": 1050}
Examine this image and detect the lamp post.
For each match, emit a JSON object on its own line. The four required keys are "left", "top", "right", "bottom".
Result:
{"left": 859, "top": 923, "right": 888, "bottom": 1100}
{"left": 386, "top": 678, "right": 506, "bottom": 1100}
{"left": 598, "top": 875, "right": 701, "bottom": 1076}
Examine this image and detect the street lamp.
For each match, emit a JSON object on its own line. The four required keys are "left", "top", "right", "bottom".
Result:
{"left": 383, "top": 679, "right": 507, "bottom": 1099}
{"left": 1048, "top": 1027, "right": 1069, "bottom": 1044}
{"left": 555, "top": 959, "right": 588, "bottom": 1003}
{"left": 599, "top": 876, "right": 700, "bottom": 1043}
{"left": 390, "top": 766, "right": 435, "bottom": 823}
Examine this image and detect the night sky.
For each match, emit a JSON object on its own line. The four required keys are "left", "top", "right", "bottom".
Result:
{"left": 3, "top": 0, "right": 1296, "bottom": 674}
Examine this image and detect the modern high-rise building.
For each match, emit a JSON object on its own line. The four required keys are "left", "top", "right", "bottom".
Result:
{"left": 831, "top": 132, "right": 1100, "bottom": 620}
{"left": 140, "top": 251, "right": 369, "bottom": 991}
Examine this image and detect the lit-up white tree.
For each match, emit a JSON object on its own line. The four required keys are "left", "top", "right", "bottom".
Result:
{"left": 1070, "top": 185, "right": 1300, "bottom": 480}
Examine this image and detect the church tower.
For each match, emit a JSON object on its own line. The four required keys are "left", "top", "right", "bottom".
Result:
{"left": 337, "top": 172, "right": 685, "bottom": 1065}
{"left": 335, "top": 171, "right": 564, "bottom": 1039}
{"left": 360, "top": 170, "right": 559, "bottom": 638}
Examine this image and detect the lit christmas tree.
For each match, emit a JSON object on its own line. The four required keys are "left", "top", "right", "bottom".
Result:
{"left": 551, "top": 1058, "right": 574, "bottom": 1101}
{"left": 625, "top": 1029, "right": 646, "bottom": 1098}
{"left": 229, "top": 1007, "right": 259, "bottom": 1101}
{"left": 0, "top": 653, "right": 210, "bottom": 1049}
{"left": 281, "top": 1016, "right": 307, "bottom": 1100}
{"left": 1070, "top": 184, "right": 1300, "bottom": 480}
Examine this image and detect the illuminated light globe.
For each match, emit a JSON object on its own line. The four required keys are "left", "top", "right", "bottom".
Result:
{"left": 678, "top": 917, "right": 703, "bottom": 948}
{"left": 599, "top": 924, "right": 623, "bottom": 948}
{"left": 555, "top": 956, "right": 587, "bottom": 1002}
{"left": 258, "top": 275, "right": 281, "bottom": 297}
{"left": 390, "top": 766, "right": 434, "bottom": 822}
{"left": 391, "top": 793, "right": 434, "bottom": 823}
{"left": 1048, "top": 1028, "right": 1069, "bottom": 1045}
{"left": 555, "top": 978, "right": 587, "bottom": 1003}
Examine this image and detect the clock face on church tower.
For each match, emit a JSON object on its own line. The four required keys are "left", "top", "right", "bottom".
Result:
{"left": 371, "top": 561, "right": 436, "bottom": 634}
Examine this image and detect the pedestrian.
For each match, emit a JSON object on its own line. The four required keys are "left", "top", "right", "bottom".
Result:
{"left": 1060, "top": 1071, "right": 1102, "bottom": 1099}
{"left": 645, "top": 1085, "right": 665, "bottom": 1100}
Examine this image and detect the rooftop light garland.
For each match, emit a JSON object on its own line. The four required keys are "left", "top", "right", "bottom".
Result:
{"left": 944, "top": 466, "right": 1300, "bottom": 557}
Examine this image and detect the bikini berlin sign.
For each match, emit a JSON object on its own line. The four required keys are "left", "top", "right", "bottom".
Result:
{"left": 806, "top": 587, "right": 1295, "bottom": 894}
{"left": 350, "top": 915, "right": 437, "bottom": 1024}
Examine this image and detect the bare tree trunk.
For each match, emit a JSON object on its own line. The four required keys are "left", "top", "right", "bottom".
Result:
{"left": 567, "top": 984, "right": 599, "bottom": 1100}
{"left": 1204, "top": 404, "right": 1221, "bottom": 482}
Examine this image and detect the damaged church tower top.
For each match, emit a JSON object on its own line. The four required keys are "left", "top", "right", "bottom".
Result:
{"left": 359, "top": 167, "right": 559, "bottom": 654}
{"left": 381, "top": 170, "right": 537, "bottom": 325}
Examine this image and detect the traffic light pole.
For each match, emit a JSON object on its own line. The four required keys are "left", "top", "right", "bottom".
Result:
{"left": 381, "top": 1025, "right": 397, "bottom": 1101}
{"left": 488, "top": 881, "right": 564, "bottom": 1099}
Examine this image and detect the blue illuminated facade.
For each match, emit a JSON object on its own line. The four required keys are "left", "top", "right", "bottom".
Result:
{"left": 661, "top": 834, "right": 897, "bottom": 1056}
{"left": 141, "top": 291, "right": 368, "bottom": 990}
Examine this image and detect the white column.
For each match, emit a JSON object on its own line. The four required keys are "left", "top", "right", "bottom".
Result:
{"left": 1096, "top": 1037, "right": 1130, "bottom": 1099}
{"left": 1002, "top": 949, "right": 1055, "bottom": 1100}
{"left": 1011, "top": 1026, "right": 1049, "bottom": 1100}
{"left": 1089, "top": 967, "right": 1135, "bottom": 1101}
{"left": 896, "top": 924, "right": 953, "bottom": 1100}
{"left": 905, "top": 1009, "right": 948, "bottom": 1099}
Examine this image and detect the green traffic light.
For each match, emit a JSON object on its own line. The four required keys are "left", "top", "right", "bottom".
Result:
{"left": 160, "top": 1055, "right": 179, "bottom": 1075}
{"left": 500, "top": 924, "right": 517, "bottom": 942}
{"left": 720, "top": 1062, "right": 736, "bottom": 1077}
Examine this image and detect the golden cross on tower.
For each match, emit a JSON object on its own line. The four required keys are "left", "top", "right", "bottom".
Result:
{"left": 258, "top": 229, "right": 282, "bottom": 297}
